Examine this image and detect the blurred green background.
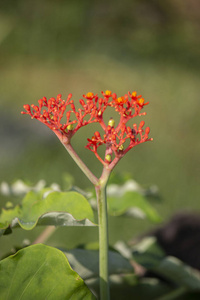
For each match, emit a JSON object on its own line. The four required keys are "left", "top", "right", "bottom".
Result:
{"left": 0, "top": 0, "right": 200, "bottom": 254}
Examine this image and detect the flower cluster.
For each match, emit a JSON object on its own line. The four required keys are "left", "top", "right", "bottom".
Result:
{"left": 22, "top": 90, "right": 152, "bottom": 166}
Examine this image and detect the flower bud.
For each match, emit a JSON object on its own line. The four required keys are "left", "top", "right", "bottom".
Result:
{"left": 67, "top": 124, "right": 73, "bottom": 131}
{"left": 79, "top": 99, "right": 85, "bottom": 106}
{"left": 98, "top": 110, "right": 102, "bottom": 116}
{"left": 118, "top": 144, "right": 124, "bottom": 151}
{"left": 66, "top": 111, "right": 71, "bottom": 121}
{"left": 112, "top": 93, "right": 117, "bottom": 100}
{"left": 139, "top": 121, "right": 145, "bottom": 128}
{"left": 23, "top": 104, "right": 31, "bottom": 111}
{"left": 71, "top": 103, "right": 75, "bottom": 111}
{"left": 49, "top": 113, "right": 54, "bottom": 120}
{"left": 57, "top": 94, "right": 62, "bottom": 100}
{"left": 145, "top": 127, "right": 150, "bottom": 134}
{"left": 108, "top": 118, "right": 115, "bottom": 127}
{"left": 94, "top": 131, "right": 101, "bottom": 138}
{"left": 38, "top": 99, "right": 43, "bottom": 106}
{"left": 105, "top": 154, "right": 112, "bottom": 163}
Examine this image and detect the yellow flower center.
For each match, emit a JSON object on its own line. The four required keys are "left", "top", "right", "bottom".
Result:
{"left": 86, "top": 92, "right": 94, "bottom": 98}
{"left": 138, "top": 98, "right": 144, "bottom": 105}
{"left": 105, "top": 90, "right": 112, "bottom": 96}
{"left": 116, "top": 96, "right": 127, "bottom": 104}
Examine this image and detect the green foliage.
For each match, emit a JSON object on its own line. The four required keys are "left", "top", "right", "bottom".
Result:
{"left": 132, "top": 237, "right": 200, "bottom": 298}
{"left": 1, "top": 178, "right": 200, "bottom": 299}
{"left": 0, "top": 190, "right": 96, "bottom": 235}
{"left": 107, "top": 191, "right": 161, "bottom": 222}
{"left": 0, "top": 178, "right": 162, "bottom": 299}
{"left": 0, "top": 244, "right": 95, "bottom": 300}
{"left": 63, "top": 248, "right": 133, "bottom": 281}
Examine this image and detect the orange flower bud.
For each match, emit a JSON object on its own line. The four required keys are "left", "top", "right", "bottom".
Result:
{"left": 79, "top": 99, "right": 85, "bottom": 106}
{"left": 139, "top": 121, "right": 145, "bottom": 128}
{"left": 23, "top": 104, "right": 31, "bottom": 111}
{"left": 145, "top": 127, "right": 150, "bottom": 134}
{"left": 95, "top": 131, "right": 101, "bottom": 138}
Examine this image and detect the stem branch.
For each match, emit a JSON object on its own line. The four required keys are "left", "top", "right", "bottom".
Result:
{"left": 60, "top": 140, "right": 98, "bottom": 186}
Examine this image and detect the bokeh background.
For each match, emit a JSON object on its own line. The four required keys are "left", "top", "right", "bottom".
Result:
{"left": 0, "top": 0, "right": 200, "bottom": 254}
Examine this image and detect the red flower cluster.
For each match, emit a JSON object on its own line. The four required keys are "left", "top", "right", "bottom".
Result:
{"left": 22, "top": 90, "right": 152, "bottom": 166}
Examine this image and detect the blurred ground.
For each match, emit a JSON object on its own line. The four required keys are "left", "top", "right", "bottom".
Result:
{"left": 0, "top": 0, "right": 200, "bottom": 253}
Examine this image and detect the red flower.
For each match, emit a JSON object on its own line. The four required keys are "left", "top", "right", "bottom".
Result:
{"left": 22, "top": 90, "right": 152, "bottom": 166}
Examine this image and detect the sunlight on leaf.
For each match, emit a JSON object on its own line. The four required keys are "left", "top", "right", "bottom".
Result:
{"left": 107, "top": 191, "right": 161, "bottom": 222}
{"left": 0, "top": 191, "right": 96, "bottom": 234}
{"left": 0, "top": 244, "right": 96, "bottom": 300}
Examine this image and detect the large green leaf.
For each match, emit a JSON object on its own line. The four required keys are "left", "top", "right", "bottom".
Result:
{"left": 63, "top": 248, "right": 133, "bottom": 280}
{"left": 107, "top": 191, "right": 161, "bottom": 222}
{"left": 0, "top": 191, "right": 96, "bottom": 234}
{"left": 132, "top": 237, "right": 200, "bottom": 292}
{"left": 0, "top": 244, "right": 95, "bottom": 300}
{"left": 154, "top": 257, "right": 200, "bottom": 291}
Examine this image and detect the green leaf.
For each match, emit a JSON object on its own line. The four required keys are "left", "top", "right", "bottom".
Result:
{"left": 107, "top": 191, "right": 161, "bottom": 222}
{"left": 132, "top": 237, "right": 200, "bottom": 291}
{"left": 153, "top": 257, "right": 200, "bottom": 291}
{"left": 132, "top": 236, "right": 165, "bottom": 268}
{"left": 0, "top": 244, "right": 95, "bottom": 300}
{"left": 86, "top": 274, "right": 171, "bottom": 300}
{"left": 63, "top": 248, "right": 133, "bottom": 280}
{"left": 0, "top": 191, "right": 96, "bottom": 234}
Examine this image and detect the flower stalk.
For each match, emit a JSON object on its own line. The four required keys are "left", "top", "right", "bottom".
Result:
{"left": 21, "top": 90, "right": 152, "bottom": 300}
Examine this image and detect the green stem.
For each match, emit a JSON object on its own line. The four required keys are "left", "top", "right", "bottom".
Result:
{"left": 56, "top": 130, "right": 111, "bottom": 299}
{"left": 62, "top": 142, "right": 98, "bottom": 186}
{"left": 96, "top": 168, "right": 110, "bottom": 300}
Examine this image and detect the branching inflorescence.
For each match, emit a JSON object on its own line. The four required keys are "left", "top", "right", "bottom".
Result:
{"left": 22, "top": 90, "right": 152, "bottom": 167}
{"left": 21, "top": 89, "right": 153, "bottom": 300}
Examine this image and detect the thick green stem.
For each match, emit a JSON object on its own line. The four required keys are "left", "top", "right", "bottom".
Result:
{"left": 96, "top": 168, "right": 110, "bottom": 300}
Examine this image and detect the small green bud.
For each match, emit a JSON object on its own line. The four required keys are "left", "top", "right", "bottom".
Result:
{"left": 118, "top": 144, "right": 124, "bottom": 151}
{"left": 98, "top": 110, "right": 102, "bottom": 116}
{"left": 49, "top": 113, "right": 54, "bottom": 120}
{"left": 105, "top": 154, "right": 112, "bottom": 162}
{"left": 108, "top": 118, "right": 115, "bottom": 127}
{"left": 67, "top": 124, "right": 73, "bottom": 131}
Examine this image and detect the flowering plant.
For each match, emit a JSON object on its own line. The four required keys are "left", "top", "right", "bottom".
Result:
{"left": 21, "top": 90, "right": 152, "bottom": 299}
{"left": 0, "top": 90, "right": 154, "bottom": 300}
{"left": 1, "top": 91, "right": 200, "bottom": 299}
